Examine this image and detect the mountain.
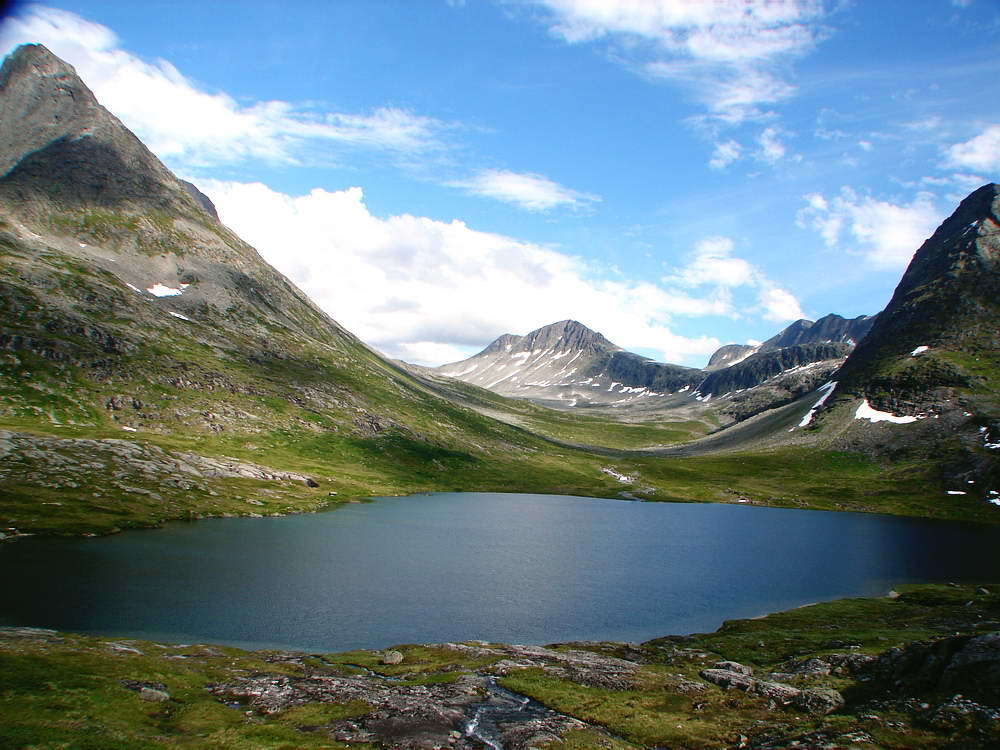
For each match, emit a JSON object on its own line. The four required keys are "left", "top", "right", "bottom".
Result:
{"left": 0, "top": 45, "right": 627, "bottom": 535}
{"left": 438, "top": 314, "right": 874, "bottom": 413}
{"left": 816, "top": 183, "right": 1000, "bottom": 486}
{"left": 757, "top": 313, "right": 876, "bottom": 353}
{"left": 436, "top": 319, "right": 703, "bottom": 407}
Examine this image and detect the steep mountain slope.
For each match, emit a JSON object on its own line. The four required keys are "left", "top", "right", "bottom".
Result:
{"left": 436, "top": 320, "right": 704, "bottom": 407}
{"left": 813, "top": 183, "right": 1000, "bottom": 490}
{"left": 0, "top": 45, "right": 636, "bottom": 533}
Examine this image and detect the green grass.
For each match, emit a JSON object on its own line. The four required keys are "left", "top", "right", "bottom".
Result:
{"left": 1, "top": 584, "right": 997, "bottom": 749}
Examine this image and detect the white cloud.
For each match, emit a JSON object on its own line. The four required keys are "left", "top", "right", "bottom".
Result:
{"left": 758, "top": 287, "right": 804, "bottom": 322}
{"left": 755, "top": 126, "right": 787, "bottom": 163}
{"left": 451, "top": 169, "right": 600, "bottom": 211}
{"left": 709, "top": 139, "right": 742, "bottom": 169}
{"left": 532, "top": 0, "right": 827, "bottom": 125}
{"left": 0, "top": 6, "right": 450, "bottom": 167}
{"left": 199, "top": 179, "right": 721, "bottom": 365}
{"left": 858, "top": 140, "right": 873, "bottom": 151}
{"left": 671, "top": 237, "right": 754, "bottom": 287}
{"left": 945, "top": 125, "right": 1000, "bottom": 172}
{"left": 664, "top": 235, "right": 805, "bottom": 323}
{"left": 797, "top": 188, "right": 945, "bottom": 269}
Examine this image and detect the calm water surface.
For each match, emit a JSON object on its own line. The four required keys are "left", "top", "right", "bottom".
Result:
{"left": 3, "top": 492, "right": 1000, "bottom": 652}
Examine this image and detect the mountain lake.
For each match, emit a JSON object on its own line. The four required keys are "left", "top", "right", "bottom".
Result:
{"left": 3, "top": 492, "right": 1000, "bottom": 652}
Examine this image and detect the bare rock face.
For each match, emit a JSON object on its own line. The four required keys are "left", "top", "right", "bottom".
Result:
{"left": 872, "top": 631, "right": 1000, "bottom": 704}
{"left": 0, "top": 44, "right": 199, "bottom": 213}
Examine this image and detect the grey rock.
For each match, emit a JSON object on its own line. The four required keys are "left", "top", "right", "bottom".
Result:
{"left": 381, "top": 649, "right": 404, "bottom": 665}
{"left": 699, "top": 668, "right": 755, "bottom": 691}
{"left": 752, "top": 680, "right": 801, "bottom": 705}
{"left": 713, "top": 660, "right": 753, "bottom": 675}
{"left": 138, "top": 687, "right": 171, "bottom": 702}
{"left": 791, "top": 687, "right": 845, "bottom": 715}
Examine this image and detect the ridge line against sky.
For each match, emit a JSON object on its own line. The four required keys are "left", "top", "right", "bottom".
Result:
{"left": 0, "top": 0, "right": 997, "bottom": 367}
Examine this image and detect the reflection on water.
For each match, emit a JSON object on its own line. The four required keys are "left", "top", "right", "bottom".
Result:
{"left": 2, "top": 492, "right": 999, "bottom": 652}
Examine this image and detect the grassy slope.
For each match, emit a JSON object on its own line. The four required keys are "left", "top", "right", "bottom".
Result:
{"left": 2, "top": 583, "right": 997, "bottom": 750}
{"left": 2, "top": 206, "right": 998, "bottom": 536}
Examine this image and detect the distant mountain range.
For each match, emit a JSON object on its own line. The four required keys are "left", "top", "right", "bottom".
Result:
{"left": 435, "top": 313, "right": 876, "bottom": 411}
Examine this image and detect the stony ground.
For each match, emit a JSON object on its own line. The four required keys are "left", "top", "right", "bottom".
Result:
{"left": 1, "top": 583, "right": 998, "bottom": 749}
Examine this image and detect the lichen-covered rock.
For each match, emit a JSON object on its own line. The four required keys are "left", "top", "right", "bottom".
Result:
{"left": 381, "top": 649, "right": 404, "bottom": 665}
{"left": 752, "top": 680, "right": 801, "bottom": 706}
{"left": 699, "top": 668, "right": 756, "bottom": 692}
{"left": 791, "top": 687, "right": 844, "bottom": 715}
{"left": 713, "top": 660, "right": 753, "bottom": 675}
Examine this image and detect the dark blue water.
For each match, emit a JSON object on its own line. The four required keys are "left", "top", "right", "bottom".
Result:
{"left": 2, "top": 492, "right": 999, "bottom": 652}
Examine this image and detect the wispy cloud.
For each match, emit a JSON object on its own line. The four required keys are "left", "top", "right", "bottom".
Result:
{"left": 529, "top": 0, "right": 828, "bottom": 126}
{"left": 797, "top": 188, "right": 945, "bottom": 269}
{"left": 664, "top": 236, "right": 805, "bottom": 322}
{"left": 709, "top": 139, "right": 742, "bottom": 169}
{"left": 0, "top": 5, "right": 452, "bottom": 168}
{"left": 450, "top": 169, "right": 600, "bottom": 211}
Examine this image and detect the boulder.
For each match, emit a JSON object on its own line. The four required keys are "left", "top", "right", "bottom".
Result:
{"left": 792, "top": 687, "right": 845, "bottom": 715}
{"left": 713, "top": 660, "right": 753, "bottom": 675}
{"left": 381, "top": 649, "right": 404, "bottom": 665}
{"left": 699, "top": 668, "right": 755, "bottom": 691}
{"left": 138, "top": 687, "right": 170, "bottom": 702}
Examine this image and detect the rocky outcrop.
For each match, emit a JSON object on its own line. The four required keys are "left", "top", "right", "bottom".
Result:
{"left": 869, "top": 631, "right": 1000, "bottom": 704}
{"left": 699, "top": 661, "right": 845, "bottom": 715}
{"left": 699, "top": 342, "right": 851, "bottom": 397}
{"left": 757, "top": 313, "right": 876, "bottom": 354}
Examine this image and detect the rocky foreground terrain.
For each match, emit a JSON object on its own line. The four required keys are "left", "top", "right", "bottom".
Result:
{"left": 1, "top": 583, "right": 998, "bottom": 749}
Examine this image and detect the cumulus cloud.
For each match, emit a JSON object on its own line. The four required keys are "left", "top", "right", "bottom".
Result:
{"left": 664, "top": 236, "right": 805, "bottom": 322}
{"left": 531, "top": 0, "right": 827, "bottom": 125}
{"left": 0, "top": 5, "right": 450, "bottom": 167}
{"left": 797, "top": 188, "right": 945, "bottom": 269}
{"left": 198, "top": 179, "right": 724, "bottom": 365}
{"left": 945, "top": 125, "right": 1000, "bottom": 173}
{"left": 450, "top": 169, "right": 600, "bottom": 211}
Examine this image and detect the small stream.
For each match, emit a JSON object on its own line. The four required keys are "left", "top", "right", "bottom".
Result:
{"left": 463, "top": 677, "right": 551, "bottom": 750}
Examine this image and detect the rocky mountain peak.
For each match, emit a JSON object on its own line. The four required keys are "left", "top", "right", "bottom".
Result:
{"left": 835, "top": 183, "right": 1000, "bottom": 405}
{"left": 0, "top": 43, "right": 204, "bottom": 215}
{"left": 517, "top": 319, "right": 620, "bottom": 355}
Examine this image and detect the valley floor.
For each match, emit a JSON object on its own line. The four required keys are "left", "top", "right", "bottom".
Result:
{"left": 1, "top": 583, "right": 998, "bottom": 749}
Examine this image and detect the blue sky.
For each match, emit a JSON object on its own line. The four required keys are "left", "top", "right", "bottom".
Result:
{"left": 1, "top": 1, "right": 998, "bottom": 366}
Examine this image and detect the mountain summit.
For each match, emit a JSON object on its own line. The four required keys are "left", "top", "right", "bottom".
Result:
{"left": 0, "top": 44, "right": 207, "bottom": 214}
{"left": 836, "top": 183, "right": 1000, "bottom": 409}
{"left": 437, "top": 320, "right": 702, "bottom": 407}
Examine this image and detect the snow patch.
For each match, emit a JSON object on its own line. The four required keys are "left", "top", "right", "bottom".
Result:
{"left": 601, "top": 467, "right": 635, "bottom": 483}
{"left": 147, "top": 282, "right": 189, "bottom": 297}
{"left": 792, "top": 381, "right": 838, "bottom": 430}
{"left": 678, "top": 385, "right": 690, "bottom": 393}
{"left": 121, "top": 426, "right": 137, "bottom": 432}
{"left": 168, "top": 311, "right": 192, "bottom": 322}
{"left": 946, "top": 491, "right": 967, "bottom": 495}
{"left": 910, "top": 345, "right": 929, "bottom": 356}
{"left": 125, "top": 282, "right": 143, "bottom": 293}
{"left": 854, "top": 399, "right": 921, "bottom": 424}
{"left": 447, "top": 364, "right": 478, "bottom": 377}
